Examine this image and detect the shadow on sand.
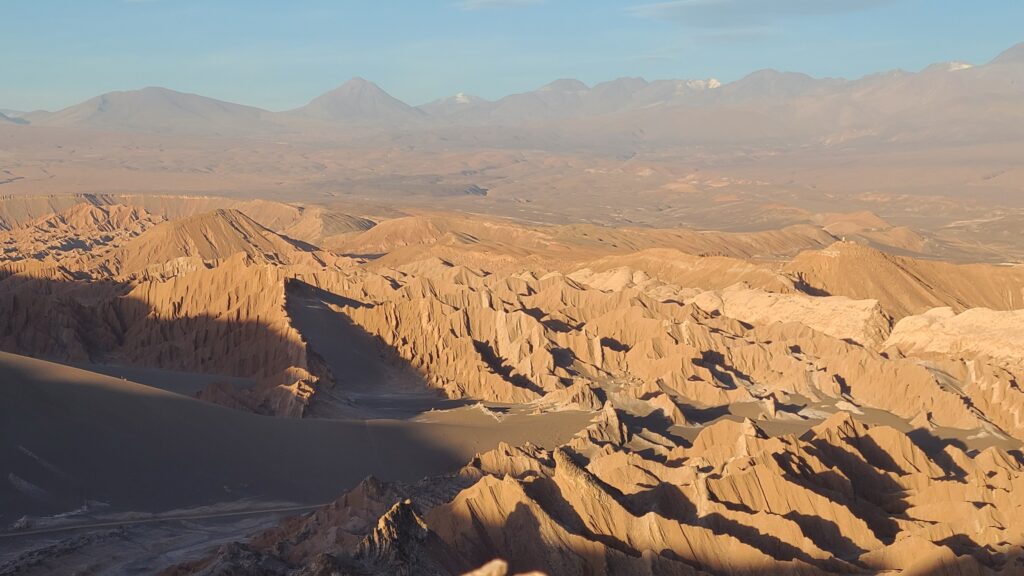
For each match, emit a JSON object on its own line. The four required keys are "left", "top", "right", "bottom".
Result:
{"left": 0, "top": 273, "right": 590, "bottom": 520}
{"left": 284, "top": 280, "right": 475, "bottom": 418}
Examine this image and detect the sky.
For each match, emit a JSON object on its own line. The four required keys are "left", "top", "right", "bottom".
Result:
{"left": 2, "top": 0, "right": 1022, "bottom": 112}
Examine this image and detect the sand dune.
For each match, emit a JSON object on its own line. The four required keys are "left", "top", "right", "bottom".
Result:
{"left": 0, "top": 351, "right": 591, "bottom": 520}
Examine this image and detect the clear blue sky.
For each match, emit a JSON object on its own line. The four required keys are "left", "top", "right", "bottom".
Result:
{"left": 3, "top": 0, "right": 1022, "bottom": 112}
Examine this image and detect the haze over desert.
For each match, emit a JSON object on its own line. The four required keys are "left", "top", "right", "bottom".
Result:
{"left": 2, "top": 2, "right": 1024, "bottom": 575}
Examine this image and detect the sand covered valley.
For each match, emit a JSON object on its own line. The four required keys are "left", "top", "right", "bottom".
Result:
{"left": 0, "top": 190, "right": 1023, "bottom": 574}
{"left": 3, "top": 36, "right": 1024, "bottom": 576}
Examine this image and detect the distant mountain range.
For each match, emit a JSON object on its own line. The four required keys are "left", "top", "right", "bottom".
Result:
{"left": 6, "top": 41, "right": 1023, "bottom": 148}
{"left": 21, "top": 86, "right": 274, "bottom": 135}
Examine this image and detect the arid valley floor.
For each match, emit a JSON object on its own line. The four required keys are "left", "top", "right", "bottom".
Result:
{"left": 3, "top": 42, "right": 1024, "bottom": 576}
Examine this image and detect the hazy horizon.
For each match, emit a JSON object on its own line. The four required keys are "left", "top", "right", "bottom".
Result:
{"left": 4, "top": 0, "right": 1023, "bottom": 112}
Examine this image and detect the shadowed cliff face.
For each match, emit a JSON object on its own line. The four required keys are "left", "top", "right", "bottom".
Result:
{"left": 284, "top": 280, "right": 473, "bottom": 419}
{"left": 0, "top": 202, "right": 376, "bottom": 418}
{"left": 0, "top": 269, "right": 321, "bottom": 417}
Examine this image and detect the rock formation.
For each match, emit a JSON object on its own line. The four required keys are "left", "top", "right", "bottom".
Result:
{"left": 2, "top": 197, "right": 1024, "bottom": 574}
{"left": 167, "top": 406, "right": 1024, "bottom": 574}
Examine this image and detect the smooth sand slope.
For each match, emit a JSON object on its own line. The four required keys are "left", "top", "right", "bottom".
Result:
{"left": 0, "top": 352, "right": 591, "bottom": 519}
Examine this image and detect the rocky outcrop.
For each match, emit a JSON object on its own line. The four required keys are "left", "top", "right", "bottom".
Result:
{"left": 786, "top": 241, "right": 1024, "bottom": 318}
{"left": 172, "top": 404, "right": 1024, "bottom": 574}
{"left": 110, "top": 208, "right": 333, "bottom": 277}
{"left": 886, "top": 307, "right": 1024, "bottom": 365}
{"left": 287, "top": 257, "right": 1024, "bottom": 440}
{"left": 0, "top": 203, "right": 164, "bottom": 274}
{"left": 692, "top": 286, "right": 893, "bottom": 346}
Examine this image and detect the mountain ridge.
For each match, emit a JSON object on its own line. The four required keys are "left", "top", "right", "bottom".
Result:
{"left": 4, "top": 41, "right": 1023, "bottom": 147}
{"left": 290, "top": 77, "right": 426, "bottom": 124}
